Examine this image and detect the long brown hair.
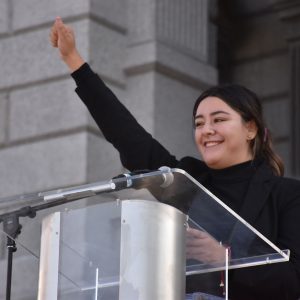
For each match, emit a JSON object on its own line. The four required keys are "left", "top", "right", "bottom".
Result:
{"left": 193, "top": 84, "right": 284, "bottom": 176}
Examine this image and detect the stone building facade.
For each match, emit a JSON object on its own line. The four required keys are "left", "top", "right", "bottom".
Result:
{"left": 0, "top": 0, "right": 299, "bottom": 299}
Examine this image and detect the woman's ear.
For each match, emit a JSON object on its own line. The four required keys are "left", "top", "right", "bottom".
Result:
{"left": 246, "top": 120, "right": 258, "bottom": 140}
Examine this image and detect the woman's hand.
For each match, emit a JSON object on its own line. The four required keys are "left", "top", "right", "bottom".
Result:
{"left": 186, "top": 228, "right": 226, "bottom": 264}
{"left": 50, "top": 17, "right": 84, "bottom": 72}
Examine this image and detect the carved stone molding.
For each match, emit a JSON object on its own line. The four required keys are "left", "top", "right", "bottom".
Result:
{"left": 156, "top": 0, "right": 209, "bottom": 61}
{"left": 128, "top": 0, "right": 209, "bottom": 62}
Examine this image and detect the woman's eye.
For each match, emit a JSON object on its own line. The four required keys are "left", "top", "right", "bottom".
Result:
{"left": 195, "top": 121, "right": 204, "bottom": 128}
{"left": 214, "top": 118, "right": 225, "bottom": 123}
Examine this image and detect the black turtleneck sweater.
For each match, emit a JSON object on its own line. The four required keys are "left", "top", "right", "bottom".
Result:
{"left": 204, "top": 160, "right": 258, "bottom": 213}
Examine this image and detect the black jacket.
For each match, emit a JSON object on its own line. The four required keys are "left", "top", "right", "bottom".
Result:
{"left": 72, "top": 63, "right": 300, "bottom": 299}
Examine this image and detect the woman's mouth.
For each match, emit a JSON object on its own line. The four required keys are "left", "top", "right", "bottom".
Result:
{"left": 204, "top": 141, "right": 223, "bottom": 148}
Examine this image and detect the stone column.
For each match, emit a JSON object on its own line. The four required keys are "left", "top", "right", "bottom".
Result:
{"left": 275, "top": 0, "right": 300, "bottom": 177}
{"left": 125, "top": 0, "right": 217, "bottom": 159}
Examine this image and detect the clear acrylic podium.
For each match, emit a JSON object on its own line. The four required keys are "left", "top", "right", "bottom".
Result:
{"left": 0, "top": 168, "right": 289, "bottom": 300}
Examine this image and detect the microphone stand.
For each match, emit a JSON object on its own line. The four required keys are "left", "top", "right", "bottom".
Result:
{"left": 0, "top": 167, "right": 172, "bottom": 299}
{"left": 0, "top": 179, "right": 118, "bottom": 300}
{"left": 0, "top": 207, "right": 36, "bottom": 300}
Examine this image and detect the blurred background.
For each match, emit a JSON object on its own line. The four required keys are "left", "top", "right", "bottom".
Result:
{"left": 0, "top": 0, "right": 299, "bottom": 298}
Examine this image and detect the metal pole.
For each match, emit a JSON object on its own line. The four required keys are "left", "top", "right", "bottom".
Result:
{"left": 6, "top": 237, "right": 16, "bottom": 300}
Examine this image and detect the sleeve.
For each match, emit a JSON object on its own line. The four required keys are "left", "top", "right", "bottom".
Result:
{"left": 71, "top": 63, "right": 179, "bottom": 171}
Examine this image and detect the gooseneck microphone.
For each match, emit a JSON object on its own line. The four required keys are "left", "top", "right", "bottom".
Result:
{"left": 112, "top": 166, "right": 174, "bottom": 191}
{"left": 41, "top": 167, "right": 174, "bottom": 202}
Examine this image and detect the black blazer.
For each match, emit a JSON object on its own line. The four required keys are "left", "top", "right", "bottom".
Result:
{"left": 72, "top": 63, "right": 300, "bottom": 299}
{"left": 183, "top": 157, "right": 300, "bottom": 299}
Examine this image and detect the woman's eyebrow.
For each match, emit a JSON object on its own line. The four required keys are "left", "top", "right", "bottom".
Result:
{"left": 194, "top": 110, "right": 230, "bottom": 119}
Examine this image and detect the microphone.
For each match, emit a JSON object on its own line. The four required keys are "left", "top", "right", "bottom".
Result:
{"left": 112, "top": 166, "right": 174, "bottom": 190}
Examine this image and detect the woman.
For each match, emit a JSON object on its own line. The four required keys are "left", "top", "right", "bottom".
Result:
{"left": 50, "top": 17, "right": 300, "bottom": 299}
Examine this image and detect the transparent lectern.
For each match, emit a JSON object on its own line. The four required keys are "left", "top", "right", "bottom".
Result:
{"left": 0, "top": 168, "right": 289, "bottom": 300}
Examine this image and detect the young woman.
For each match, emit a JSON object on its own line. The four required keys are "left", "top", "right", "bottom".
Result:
{"left": 50, "top": 17, "right": 300, "bottom": 299}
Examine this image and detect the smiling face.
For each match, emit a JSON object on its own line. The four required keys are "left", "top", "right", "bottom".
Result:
{"left": 194, "top": 96, "right": 257, "bottom": 169}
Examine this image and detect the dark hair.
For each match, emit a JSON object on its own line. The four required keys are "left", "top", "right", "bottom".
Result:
{"left": 193, "top": 84, "right": 284, "bottom": 176}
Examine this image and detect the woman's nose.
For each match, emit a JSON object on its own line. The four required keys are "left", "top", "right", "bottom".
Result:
{"left": 202, "top": 123, "right": 215, "bottom": 135}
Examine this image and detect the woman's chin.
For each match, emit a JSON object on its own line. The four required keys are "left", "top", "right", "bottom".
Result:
{"left": 202, "top": 156, "right": 223, "bottom": 169}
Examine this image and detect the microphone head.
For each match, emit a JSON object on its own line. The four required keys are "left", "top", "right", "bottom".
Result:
{"left": 158, "top": 166, "right": 174, "bottom": 188}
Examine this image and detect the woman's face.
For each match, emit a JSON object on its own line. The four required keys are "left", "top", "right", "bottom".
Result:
{"left": 194, "top": 96, "right": 256, "bottom": 169}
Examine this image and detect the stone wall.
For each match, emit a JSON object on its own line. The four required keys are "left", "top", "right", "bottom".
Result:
{"left": 0, "top": 1, "right": 216, "bottom": 299}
